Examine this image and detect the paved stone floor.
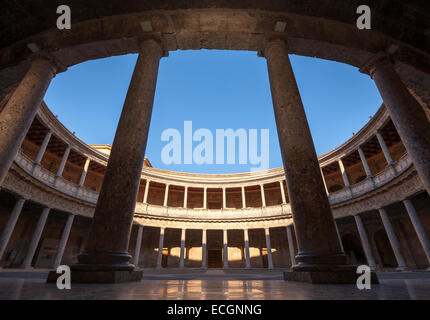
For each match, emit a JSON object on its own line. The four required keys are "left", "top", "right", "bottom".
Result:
{"left": 0, "top": 269, "right": 430, "bottom": 300}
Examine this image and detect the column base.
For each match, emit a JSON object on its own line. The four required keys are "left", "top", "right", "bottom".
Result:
{"left": 283, "top": 270, "right": 379, "bottom": 284}
{"left": 47, "top": 269, "right": 143, "bottom": 284}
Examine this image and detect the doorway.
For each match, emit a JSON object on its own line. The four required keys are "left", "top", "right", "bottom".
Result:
{"left": 207, "top": 249, "right": 223, "bottom": 268}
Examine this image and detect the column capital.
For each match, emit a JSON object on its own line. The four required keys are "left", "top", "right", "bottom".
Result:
{"left": 27, "top": 46, "right": 67, "bottom": 74}
{"left": 138, "top": 37, "right": 169, "bottom": 58}
{"left": 359, "top": 51, "right": 393, "bottom": 79}
{"left": 257, "top": 38, "right": 288, "bottom": 59}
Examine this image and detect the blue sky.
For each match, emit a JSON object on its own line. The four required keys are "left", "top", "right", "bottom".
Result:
{"left": 44, "top": 50, "right": 382, "bottom": 173}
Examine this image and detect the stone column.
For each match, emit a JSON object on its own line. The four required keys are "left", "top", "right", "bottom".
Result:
{"left": 354, "top": 214, "right": 377, "bottom": 270}
{"left": 56, "top": 146, "right": 71, "bottom": 177}
{"left": 133, "top": 226, "right": 143, "bottom": 266}
{"left": 0, "top": 198, "right": 25, "bottom": 259}
{"left": 179, "top": 229, "right": 186, "bottom": 269}
{"left": 244, "top": 229, "right": 251, "bottom": 269}
{"left": 378, "top": 208, "right": 408, "bottom": 270}
{"left": 403, "top": 200, "right": 430, "bottom": 266}
{"left": 78, "top": 158, "right": 90, "bottom": 187}
{"left": 286, "top": 225, "right": 296, "bottom": 266}
{"left": 183, "top": 187, "right": 188, "bottom": 208}
{"left": 34, "top": 130, "right": 52, "bottom": 165}
{"left": 22, "top": 207, "right": 50, "bottom": 268}
{"left": 264, "top": 228, "right": 274, "bottom": 269}
{"left": 320, "top": 168, "right": 329, "bottom": 195}
{"left": 334, "top": 220, "right": 345, "bottom": 253}
{"left": 0, "top": 58, "right": 57, "bottom": 185}
{"left": 223, "top": 229, "right": 229, "bottom": 269}
{"left": 72, "top": 39, "right": 166, "bottom": 279}
{"left": 260, "top": 184, "right": 266, "bottom": 207}
{"left": 262, "top": 39, "right": 348, "bottom": 278}
{"left": 53, "top": 214, "right": 74, "bottom": 268}
{"left": 241, "top": 186, "right": 246, "bottom": 208}
{"left": 201, "top": 229, "right": 207, "bottom": 269}
{"left": 363, "top": 54, "right": 430, "bottom": 194}
{"left": 279, "top": 181, "right": 287, "bottom": 204}
{"left": 143, "top": 180, "right": 150, "bottom": 203}
{"left": 222, "top": 187, "right": 226, "bottom": 209}
{"left": 156, "top": 227, "right": 165, "bottom": 269}
{"left": 338, "top": 159, "right": 350, "bottom": 187}
{"left": 358, "top": 147, "right": 372, "bottom": 177}
{"left": 203, "top": 187, "right": 207, "bottom": 209}
{"left": 163, "top": 184, "right": 169, "bottom": 207}
{"left": 376, "top": 131, "right": 394, "bottom": 166}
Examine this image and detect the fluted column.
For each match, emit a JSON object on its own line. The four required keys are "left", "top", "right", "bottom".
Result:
{"left": 354, "top": 214, "right": 376, "bottom": 270}
{"left": 156, "top": 227, "right": 165, "bottom": 269}
{"left": 0, "top": 198, "right": 25, "bottom": 260}
{"left": 403, "top": 200, "right": 430, "bottom": 266}
{"left": 53, "top": 214, "right": 74, "bottom": 268}
{"left": 264, "top": 228, "right": 274, "bottom": 269}
{"left": 378, "top": 208, "right": 407, "bottom": 270}
{"left": 363, "top": 54, "right": 430, "bottom": 194}
{"left": 286, "top": 225, "right": 296, "bottom": 266}
{"left": 56, "top": 146, "right": 71, "bottom": 177}
{"left": 279, "top": 181, "right": 287, "bottom": 204}
{"left": 376, "top": 132, "right": 394, "bottom": 166}
{"left": 262, "top": 39, "right": 347, "bottom": 273}
{"left": 73, "top": 39, "right": 166, "bottom": 273}
{"left": 163, "top": 184, "right": 169, "bottom": 207}
{"left": 223, "top": 229, "right": 228, "bottom": 269}
{"left": 78, "top": 158, "right": 90, "bottom": 187}
{"left": 358, "top": 147, "right": 372, "bottom": 177}
{"left": 0, "top": 58, "right": 58, "bottom": 185}
{"left": 241, "top": 186, "right": 246, "bottom": 208}
{"left": 201, "top": 229, "right": 207, "bottom": 269}
{"left": 338, "top": 159, "right": 350, "bottom": 187}
{"left": 133, "top": 226, "right": 143, "bottom": 266}
{"left": 260, "top": 184, "right": 266, "bottom": 207}
{"left": 34, "top": 130, "right": 52, "bottom": 166}
{"left": 22, "top": 207, "right": 50, "bottom": 268}
{"left": 179, "top": 229, "right": 186, "bottom": 269}
{"left": 244, "top": 229, "right": 251, "bottom": 269}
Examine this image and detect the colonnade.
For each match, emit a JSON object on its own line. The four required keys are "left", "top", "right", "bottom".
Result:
{"left": 0, "top": 36, "right": 429, "bottom": 283}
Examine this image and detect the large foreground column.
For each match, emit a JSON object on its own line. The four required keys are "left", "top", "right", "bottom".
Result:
{"left": 0, "top": 58, "right": 57, "bottom": 185}
{"left": 363, "top": 54, "right": 430, "bottom": 194}
{"left": 261, "top": 39, "right": 359, "bottom": 283}
{"left": 55, "top": 39, "right": 166, "bottom": 283}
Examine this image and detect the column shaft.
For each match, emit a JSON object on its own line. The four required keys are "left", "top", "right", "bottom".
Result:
{"left": 179, "top": 229, "right": 186, "bottom": 269}
{"left": 358, "top": 147, "right": 372, "bottom": 177}
{"left": 376, "top": 132, "right": 394, "bottom": 166}
{"left": 22, "top": 207, "right": 50, "bottom": 268}
{"left": 338, "top": 159, "right": 350, "bottom": 187}
{"left": 354, "top": 215, "right": 376, "bottom": 269}
{"left": 222, "top": 187, "right": 226, "bottom": 209}
{"left": 265, "top": 228, "right": 274, "bottom": 269}
{"left": 34, "top": 131, "right": 52, "bottom": 165}
{"left": 143, "top": 180, "right": 150, "bottom": 203}
{"left": 368, "top": 56, "right": 430, "bottom": 194}
{"left": 156, "top": 228, "right": 165, "bottom": 269}
{"left": 56, "top": 146, "right": 71, "bottom": 177}
{"left": 241, "top": 186, "right": 246, "bottom": 208}
{"left": 53, "top": 214, "right": 74, "bottom": 268}
{"left": 378, "top": 208, "right": 407, "bottom": 269}
{"left": 75, "top": 39, "right": 164, "bottom": 271}
{"left": 0, "top": 198, "right": 25, "bottom": 259}
{"left": 133, "top": 226, "right": 143, "bottom": 266}
{"left": 286, "top": 226, "right": 296, "bottom": 266}
{"left": 244, "top": 229, "right": 251, "bottom": 269}
{"left": 279, "top": 181, "right": 287, "bottom": 204}
{"left": 0, "top": 58, "right": 57, "bottom": 185}
{"left": 201, "top": 230, "right": 207, "bottom": 269}
{"left": 78, "top": 158, "right": 90, "bottom": 187}
{"left": 203, "top": 187, "right": 207, "bottom": 209}
{"left": 320, "top": 168, "right": 329, "bottom": 195}
{"left": 223, "top": 229, "right": 228, "bottom": 268}
{"left": 163, "top": 184, "right": 169, "bottom": 207}
{"left": 260, "top": 184, "right": 266, "bottom": 207}
{"left": 403, "top": 200, "right": 430, "bottom": 265}
{"left": 263, "top": 39, "right": 346, "bottom": 271}
{"left": 183, "top": 187, "right": 188, "bottom": 208}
